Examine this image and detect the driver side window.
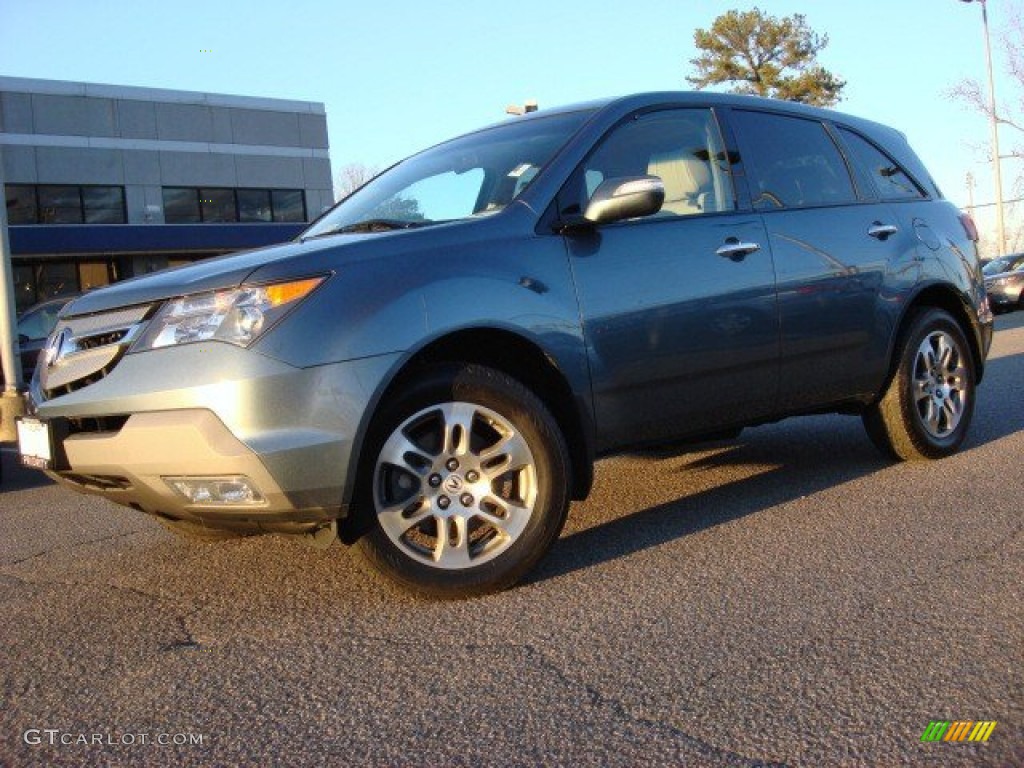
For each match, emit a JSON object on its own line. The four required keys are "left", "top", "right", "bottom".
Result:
{"left": 565, "top": 109, "right": 736, "bottom": 220}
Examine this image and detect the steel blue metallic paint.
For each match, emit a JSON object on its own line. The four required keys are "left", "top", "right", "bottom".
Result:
{"left": 29, "top": 91, "right": 992, "bottom": 551}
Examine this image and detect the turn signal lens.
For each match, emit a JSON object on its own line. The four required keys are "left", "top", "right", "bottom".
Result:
{"left": 133, "top": 276, "right": 326, "bottom": 351}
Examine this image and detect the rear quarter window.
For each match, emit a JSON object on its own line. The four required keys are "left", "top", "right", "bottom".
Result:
{"left": 838, "top": 127, "right": 925, "bottom": 201}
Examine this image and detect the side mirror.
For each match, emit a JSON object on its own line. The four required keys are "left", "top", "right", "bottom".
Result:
{"left": 583, "top": 175, "right": 665, "bottom": 226}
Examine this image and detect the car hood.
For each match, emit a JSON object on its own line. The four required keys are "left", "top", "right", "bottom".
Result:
{"left": 61, "top": 212, "right": 527, "bottom": 318}
{"left": 60, "top": 238, "right": 337, "bottom": 317}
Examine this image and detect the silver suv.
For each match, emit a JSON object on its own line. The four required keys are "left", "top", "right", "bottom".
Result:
{"left": 19, "top": 93, "right": 993, "bottom": 597}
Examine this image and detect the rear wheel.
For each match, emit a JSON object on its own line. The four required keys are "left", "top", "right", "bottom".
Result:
{"left": 863, "top": 308, "right": 976, "bottom": 460}
{"left": 355, "top": 364, "right": 570, "bottom": 598}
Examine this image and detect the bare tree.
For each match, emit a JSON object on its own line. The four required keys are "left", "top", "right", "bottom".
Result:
{"left": 335, "top": 163, "right": 380, "bottom": 200}
{"left": 950, "top": 6, "right": 1024, "bottom": 159}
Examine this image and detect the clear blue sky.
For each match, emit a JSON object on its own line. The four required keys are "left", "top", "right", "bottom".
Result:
{"left": 0, "top": 0, "right": 1016, "bottom": 242}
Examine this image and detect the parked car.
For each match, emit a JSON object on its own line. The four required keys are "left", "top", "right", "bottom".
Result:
{"left": 18, "top": 93, "right": 992, "bottom": 597}
{"left": 0, "top": 296, "right": 75, "bottom": 388}
{"left": 982, "top": 253, "right": 1024, "bottom": 313}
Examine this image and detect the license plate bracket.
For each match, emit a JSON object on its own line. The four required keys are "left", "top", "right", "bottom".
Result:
{"left": 16, "top": 417, "right": 53, "bottom": 470}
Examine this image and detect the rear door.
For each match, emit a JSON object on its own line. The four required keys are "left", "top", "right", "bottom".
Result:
{"left": 561, "top": 108, "right": 779, "bottom": 450}
{"left": 727, "top": 109, "right": 916, "bottom": 411}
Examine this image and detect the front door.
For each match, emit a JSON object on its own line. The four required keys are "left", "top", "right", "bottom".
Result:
{"left": 561, "top": 108, "right": 779, "bottom": 450}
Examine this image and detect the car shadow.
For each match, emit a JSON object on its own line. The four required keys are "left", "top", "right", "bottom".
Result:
{"left": 530, "top": 348, "right": 1024, "bottom": 585}
{"left": 0, "top": 446, "right": 55, "bottom": 492}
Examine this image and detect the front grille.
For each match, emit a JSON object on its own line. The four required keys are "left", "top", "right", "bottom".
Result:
{"left": 66, "top": 414, "right": 130, "bottom": 436}
{"left": 39, "top": 303, "right": 154, "bottom": 399}
{"left": 77, "top": 329, "right": 129, "bottom": 351}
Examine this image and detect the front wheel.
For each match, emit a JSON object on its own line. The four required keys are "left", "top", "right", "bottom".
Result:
{"left": 354, "top": 364, "right": 570, "bottom": 598}
{"left": 863, "top": 308, "right": 976, "bottom": 461}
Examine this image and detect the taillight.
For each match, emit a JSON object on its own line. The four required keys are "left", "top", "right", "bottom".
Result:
{"left": 959, "top": 211, "right": 979, "bottom": 242}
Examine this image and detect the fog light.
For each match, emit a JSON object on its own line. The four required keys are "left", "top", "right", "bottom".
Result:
{"left": 164, "top": 476, "right": 265, "bottom": 506}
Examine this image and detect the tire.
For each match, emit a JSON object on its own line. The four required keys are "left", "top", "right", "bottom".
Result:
{"left": 863, "top": 308, "right": 976, "bottom": 461}
{"left": 354, "top": 363, "right": 570, "bottom": 598}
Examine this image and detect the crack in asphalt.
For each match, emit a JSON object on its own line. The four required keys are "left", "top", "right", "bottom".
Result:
{"left": 0, "top": 568, "right": 209, "bottom": 654}
{"left": 314, "top": 627, "right": 786, "bottom": 767}
{"left": 513, "top": 642, "right": 789, "bottom": 768}
{"left": 3, "top": 529, "right": 145, "bottom": 567}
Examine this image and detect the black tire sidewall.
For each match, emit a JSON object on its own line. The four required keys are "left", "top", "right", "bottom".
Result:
{"left": 355, "top": 363, "right": 569, "bottom": 597}
{"left": 896, "top": 309, "right": 976, "bottom": 457}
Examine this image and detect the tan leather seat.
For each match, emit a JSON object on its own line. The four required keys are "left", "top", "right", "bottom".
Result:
{"left": 647, "top": 151, "right": 712, "bottom": 216}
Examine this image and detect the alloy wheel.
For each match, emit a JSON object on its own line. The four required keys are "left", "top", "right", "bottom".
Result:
{"left": 373, "top": 401, "right": 538, "bottom": 569}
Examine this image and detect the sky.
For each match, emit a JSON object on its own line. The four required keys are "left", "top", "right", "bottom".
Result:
{"left": 0, "top": 0, "right": 1019, "bottom": 250}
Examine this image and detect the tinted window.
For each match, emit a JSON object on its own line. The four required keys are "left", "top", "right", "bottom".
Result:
{"left": 731, "top": 111, "right": 856, "bottom": 210}
{"left": 568, "top": 108, "right": 736, "bottom": 219}
{"left": 271, "top": 189, "right": 306, "bottom": 222}
{"left": 82, "top": 186, "right": 126, "bottom": 223}
{"left": 238, "top": 189, "right": 272, "bottom": 222}
{"left": 5, "top": 185, "right": 37, "bottom": 224}
{"left": 839, "top": 128, "right": 924, "bottom": 201}
{"left": 163, "top": 188, "right": 200, "bottom": 223}
{"left": 38, "top": 186, "right": 83, "bottom": 223}
{"left": 200, "top": 188, "right": 236, "bottom": 222}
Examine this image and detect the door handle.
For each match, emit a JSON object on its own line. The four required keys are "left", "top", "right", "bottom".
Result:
{"left": 716, "top": 239, "right": 761, "bottom": 261}
{"left": 867, "top": 222, "right": 898, "bottom": 240}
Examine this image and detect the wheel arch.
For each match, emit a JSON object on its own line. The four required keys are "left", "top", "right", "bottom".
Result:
{"left": 337, "top": 327, "right": 595, "bottom": 543}
{"left": 890, "top": 283, "right": 987, "bottom": 386}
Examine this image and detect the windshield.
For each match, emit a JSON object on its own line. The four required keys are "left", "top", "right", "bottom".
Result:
{"left": 984, "top": 254, "right": 1024, "bottom": 276}
{"left": 301, "top": 110, "right": 593, "bottom": 239}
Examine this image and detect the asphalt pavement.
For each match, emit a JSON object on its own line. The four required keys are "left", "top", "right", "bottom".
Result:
{"left": 1, "top": 313, "right": 1021, "bottom": 767}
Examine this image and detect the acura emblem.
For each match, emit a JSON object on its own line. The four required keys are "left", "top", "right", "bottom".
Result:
{"left": 45, "top": 328, "right": 73, "bottom": 368}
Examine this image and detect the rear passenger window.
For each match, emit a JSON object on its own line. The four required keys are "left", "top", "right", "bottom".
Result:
{"left": 731, "top": 111, "right": 857, "bottom": 210}
{"left": 838, "top": 128, "right": 925, "bottom": 201}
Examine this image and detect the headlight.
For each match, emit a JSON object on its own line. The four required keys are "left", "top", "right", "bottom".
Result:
{"left": 132, "top": 276, "right": 325, "bottom": 351}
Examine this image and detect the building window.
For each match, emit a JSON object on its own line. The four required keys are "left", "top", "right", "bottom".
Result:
{"left": 4, "top": 184, "right": 126, "bottom": 224}
{"left": 237, "top": 189, "right": 272, "bottom": 222}
{"left": 38, "top": 186, "right": 83, "bottom": 223}
{"left": 200, "top": 188, "right": 237, "bottom": 222}
{"left": 162, "top": 187, "right": 306, "bottom": 223}
{"left": 5, "top": 185, "right": 38, "bottom": 224}
{"left": 83, "top": 187, "right": 127, "bottom": 223}
{"left": 162, "top": 188, "right": 201, "bottom": 223}
{"left": 271, "top": 189, "right": 306, "bottom": 222}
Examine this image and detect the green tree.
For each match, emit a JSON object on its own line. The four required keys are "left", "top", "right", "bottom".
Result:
{"left": 687, "top": 8, "right": 845, "bottom": 107}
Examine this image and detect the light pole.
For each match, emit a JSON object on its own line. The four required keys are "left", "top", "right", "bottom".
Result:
{"left": 0, "top": 146, "right": 28, "bottom": 441}
{"left": 961, "top": 0, "right": 1007, "bottom": 256}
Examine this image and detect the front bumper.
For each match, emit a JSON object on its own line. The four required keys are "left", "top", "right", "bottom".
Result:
{"left": 33, "top": 342, "right": 400, "bottom": 535}
{"left": 985, "top": 280, "right": 1023, "bottom": 310}
{"left": 44, "top": 409, "right": 330, "bottom": 534}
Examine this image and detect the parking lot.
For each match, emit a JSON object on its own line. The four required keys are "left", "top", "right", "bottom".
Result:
{"left": 1, "top": 312, "right": 1021, "bottom": 767}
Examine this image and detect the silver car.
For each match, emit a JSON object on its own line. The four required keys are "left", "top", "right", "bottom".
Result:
{"left": 983, "top": 253, "right": 1024, "bottom": 313}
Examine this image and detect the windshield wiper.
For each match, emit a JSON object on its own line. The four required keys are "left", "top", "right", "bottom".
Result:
{"left": 303, "top": 219, "right": 432, "bottom": 240}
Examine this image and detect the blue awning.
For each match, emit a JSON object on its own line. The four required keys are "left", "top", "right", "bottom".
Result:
{"left": 8, "top": 223, "right": 306, "bottom": 256}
